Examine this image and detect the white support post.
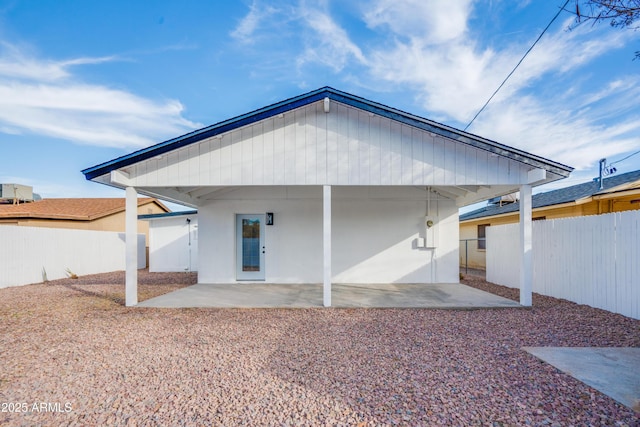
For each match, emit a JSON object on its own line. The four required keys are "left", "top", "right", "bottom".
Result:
{"left": 519, "top": 184, "right": 532, "bottom": 306}
{"left": 323, "top": 185, "right": 332, "bottom": 307}
{"left": 125, "top": 186, "right": 138, "bottom": 306}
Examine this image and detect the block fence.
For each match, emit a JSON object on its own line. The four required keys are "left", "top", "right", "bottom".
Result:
{"left": 0, "top": 226, "right": 145, "bottom": 288}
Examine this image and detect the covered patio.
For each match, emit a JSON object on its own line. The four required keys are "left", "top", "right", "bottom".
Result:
{"left": 136, "top": 282, "right": 521, "bottom": 309}
{"left": 82, "top": 87, "right": 573, "bottom": 308}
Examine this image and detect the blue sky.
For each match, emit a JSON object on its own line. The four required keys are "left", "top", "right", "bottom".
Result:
{"left": 1, "top": 0, "right": 639, "bottom": 209}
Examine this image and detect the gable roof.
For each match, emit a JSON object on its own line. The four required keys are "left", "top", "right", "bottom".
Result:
{"left": 82, "top": 86, "right": 572, "bottom": 181}
{"left": 0, "top": 198, "right": 169, "bottom": 221}
{"left": 460, "top": 169, "right": 640, "bottom": 222}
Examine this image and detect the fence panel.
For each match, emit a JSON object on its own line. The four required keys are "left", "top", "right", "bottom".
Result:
{"left": 486, "top": 223, "right": 519, "bottom": 288}
{"left": 486, "top": 210, "right": 639, "bottom": 319}
{"left": 0, "top": 226, "right": 145, "bottom": 288}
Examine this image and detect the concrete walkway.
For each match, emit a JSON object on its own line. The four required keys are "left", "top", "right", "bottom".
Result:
{"left": 137, "top": 282, "right": 521, "bottom": 309}
{"left": 524, "top": 347, "right": 640, "bottom": 412}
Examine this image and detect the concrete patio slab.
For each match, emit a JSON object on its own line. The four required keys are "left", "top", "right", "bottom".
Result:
{"left": 523, "top": 347, "right": 640, "bottom": 412}
{"left": 136, "top": 282, "right": 521, "bottom": 309}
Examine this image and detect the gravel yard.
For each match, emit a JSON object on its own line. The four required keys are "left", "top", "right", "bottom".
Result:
{"left": 0, "top": 271, "right": 638, "bottom": 426}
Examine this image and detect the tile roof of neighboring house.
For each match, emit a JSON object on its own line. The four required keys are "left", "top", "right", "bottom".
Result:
{"left": 0, "top": 198, "right": 169, "bottom": 221}
{"left": 460, "top": 169, "right": 640, "bottom": 222}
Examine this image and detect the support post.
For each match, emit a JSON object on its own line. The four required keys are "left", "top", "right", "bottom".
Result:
{"left": 519, "top": 184, "right": 532, "bottom": 306}
{"left": 125, "top": 186, "right": 138, "bottom": 306}
{"left": 323, "top": 185, "right": 332, "bottom": 307}
{"left": 465, "top": 240, "right": 468, "bottom": 275}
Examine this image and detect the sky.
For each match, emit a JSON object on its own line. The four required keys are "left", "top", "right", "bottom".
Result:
{"left": 0, "top": 0, "right": 639, "bottom": 211}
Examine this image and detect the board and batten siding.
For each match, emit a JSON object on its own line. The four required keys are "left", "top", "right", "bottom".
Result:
{"left": 125, "top": 100, "right": 531, "bottom": 188}
{"left": 486, "top": 210, "right": 640, "bottom": 320}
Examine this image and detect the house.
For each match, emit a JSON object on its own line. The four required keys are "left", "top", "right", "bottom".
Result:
{"left": 460, "top": 169, "right": 640, "bottom": 270}
{"left": 139, "top": 210, "right": 198, "bottom": 273}
{"left": 82, "top": 87, "right": 572, "bottom": 307}
{"left": 0, "top": 197, "right": 170, "bottom": 264}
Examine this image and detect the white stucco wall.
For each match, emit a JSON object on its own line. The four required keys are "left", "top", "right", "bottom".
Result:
{"left": 148, "top": 214, "right": 198, "bottom": 272}
{"left": 198, "top": 186, "right": 459, "bottom": 284}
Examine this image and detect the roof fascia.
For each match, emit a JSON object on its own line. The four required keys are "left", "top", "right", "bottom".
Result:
{"left": 138, "top": 210, "right": 198, "bottom": 220}
{"left": 595, "top": 181, "right": 640, "bottom": 196}
{"left": 459, "top": 199, "right": 590, "bottom": 223}
{"left": 593, "top": 187, "right": 640, "bottom": 200}
{"left": 82, "top": 87, "right": 573, "bottom": 181}
{"left": 0, "top": 213, "right": 90, "bottom": 221}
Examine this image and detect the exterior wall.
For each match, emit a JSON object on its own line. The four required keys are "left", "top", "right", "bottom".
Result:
{"left": 148, "top": 214, "right": 198, "bottom": 272}
{"left": 127, "top": 100, "right": 533, "bottom": 188}
{"left": 198, "top": 186, "right": 459, "bottom": 284}
{"left": 460, "top": 193, "right": 640, "bottom": 269}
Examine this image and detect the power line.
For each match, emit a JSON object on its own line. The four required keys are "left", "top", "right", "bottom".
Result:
{"left": 464, "top": 0, "right": 571, "bottom": 132}
{"left": 610, "top": 148, "right": 640, "bottom": 166}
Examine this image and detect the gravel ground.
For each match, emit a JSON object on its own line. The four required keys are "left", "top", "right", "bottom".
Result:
{"left": 0, "top": 271, "right": 638, "bottom": 426}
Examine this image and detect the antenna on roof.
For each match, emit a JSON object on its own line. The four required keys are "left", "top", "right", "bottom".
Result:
{"left": 598, "top": 158, "right": 618, "bottom": 190}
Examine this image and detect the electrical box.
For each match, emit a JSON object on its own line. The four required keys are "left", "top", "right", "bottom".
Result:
{"left": 425, "top": 216, "right": 437, "bottom": 248}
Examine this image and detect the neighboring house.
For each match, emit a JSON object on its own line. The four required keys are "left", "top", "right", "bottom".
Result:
{"left": 139, "top": 210, "right": 198, "bottom": 273}
{"left": 82, "top": 87, "right": 572, "bottom": 306}
{"left": 0, "top": 197, "right": 170, "bottom": 265}
{"left": 460, "top": 169, "right": 640, "bottom": 270}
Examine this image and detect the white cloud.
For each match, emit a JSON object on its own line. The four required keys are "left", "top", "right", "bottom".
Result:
{"left": 231, "top": 0, "right": 640, "bottom": 173}
{"left": 297, "top": 6, "right": 368, "bottom": 71}
{"left": 359, "top": 5, "right": 638, "bottom": 171}
{"left": 471, "top": 92, "right": 640, "bottom": 170}
{"left": 364, "top": 0, "right": 472, "bottom": 44}
{"left": 0, "top": 43, "right": 200, "bottom": 148}
{"left": 230, "top": 1, "right": 281, "bottom": 44}
{"left": 0, "top": 41, "right": 117, "bottom": 82}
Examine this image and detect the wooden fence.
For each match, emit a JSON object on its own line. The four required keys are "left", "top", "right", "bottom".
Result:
{"left": 0, "top": 226, "right": 145, "bottom": 288}
{"left": 486, "top": 210, "right": 639, "bottom": 319}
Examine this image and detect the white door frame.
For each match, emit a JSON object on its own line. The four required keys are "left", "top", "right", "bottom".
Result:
{"left": 236, "top": 214, "right": 266, "bottom": 281}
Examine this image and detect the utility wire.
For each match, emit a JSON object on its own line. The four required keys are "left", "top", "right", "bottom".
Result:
{"left": 464, "top": 0, "right": 571, "bottom": 131}
{"left": 610, "top": 148, "right": 640, "bottom": 166}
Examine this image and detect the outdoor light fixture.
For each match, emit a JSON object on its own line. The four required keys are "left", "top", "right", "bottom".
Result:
{"left": 266, "top": 212, "right": 274, "bottom": 225}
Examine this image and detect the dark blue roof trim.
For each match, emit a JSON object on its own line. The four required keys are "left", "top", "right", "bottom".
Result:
{"left": 83, "top": 87, "right": 573, "bottom": 181}
{"left": 138, "top": 210, "right": 197, "bottom": 220}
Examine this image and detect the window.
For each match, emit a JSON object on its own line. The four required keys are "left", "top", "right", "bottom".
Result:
{"left": 477, "top": 224, "right": 489, "bottom": 250}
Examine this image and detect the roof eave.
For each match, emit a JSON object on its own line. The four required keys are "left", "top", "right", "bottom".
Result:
{"left": 82, "top": 87, "right": 573, "bottom": 183}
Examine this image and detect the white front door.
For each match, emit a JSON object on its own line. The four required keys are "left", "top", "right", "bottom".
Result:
{"left": 236, "top": 214, "right": 266, "bottom": 280}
